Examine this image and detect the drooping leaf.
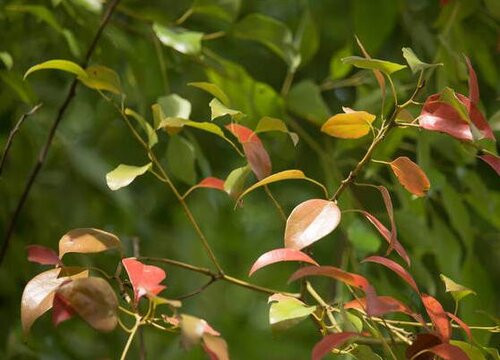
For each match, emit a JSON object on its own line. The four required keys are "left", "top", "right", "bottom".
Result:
{"left": 311, "top": 332, "right": 358, "bottom": 360}
{"left": 344, "top": 295, "right": 423, "bottom": 323}
{"left": 479, "top": 154, "right": 500, "bottom": 176}
{"left": 209, "top": 98, "right": 242, "bottom": 120}
{"left": 447, "top": 313, "right": 472, "bottom": 340}
{"left": 224, "top": 166, "right": 251, "bottom": 198}
{"left": 55, "top": 277, "right": 118, "bottom": 332}
{"left": 421, "top": 293, "right": 451, "bottom": 342}
{"left": 402, "top": 47, "right": 442, "bottom": 74}
{"left": 58, "top": 228, "right": 121, "bottom": 258}
{"left": 362, "top": 256, "right": 419, "bottom": 293}
{"left": 237, "top": 170, "right": 328, "bottom": 202}
{"left": 202, "top": 333, "right": 229, "bottom": 360}
{"left": 464, "top": 56, "right": 479, "bottom": 104}
{"left": 321, "top": 111, "right": 376, "bottom": 139}
{"left": 342, "top": 56, "right": 406, "bottom": 75}
{"left": 26, "top": 245, "right": 60, "bottom": 265}
{"left": 284, "top": 199, "right": 341, "bottom": 250}
{"left": 249, "top": 248, "right": 319, "bottom": 276}
{"left": 255, "top": 116, "right": 298, "bottom": 146}
{"left": 439, "top": 274, "right": 476, "bottom": 302}
{"left": 79, "top": 65, "right": 121, "bottom": 94}
{"left": 188, "top": 82, "right": 230, "bottom": 106}
{"left": 106, "top": 163, "right": 152, "bottom": 191}
{"left": 389, "top": 157, "right": 430, "bottom": 196}
{"left": 167, "top": 135, "right": 197, "bottom": 185}
{"left": 153, "top": 23, "right": 203, "bottom": 55}
{"left": 286, "top": 80, "right": 331, "bottom": 126}
{"left": 124, "top": 108, "right": 158, "bottom": 148}
{"left": 184, "top": 177, "right": 226, "bottom": 198}
{"left": 122, "top": 258, "right": 166, "bottom": 303}
{"left": 24, "top": 59, "right": 88, "bottom": 79}
{"left": 422, "top": 343, "right": 470, "bottom": 360}
{"left": 268, "top": 294, "right": 316, "bottom": 331}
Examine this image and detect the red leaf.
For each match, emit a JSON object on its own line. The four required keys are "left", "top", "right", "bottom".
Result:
{"left": 359, "top": 211, "right": 410, "bottom": 266}
{"left": 464, "top": 56, "right": 479, "bottom": 104}
{"left": 424, "top": 343, "right": 470, "bottom": 360}
{"left": 122, "top": 258, "right": 166, "bottom": 303}
{"left": 446, "top": 312, "right": 472, "bottom": 340}
{"left": 375, "top": 186, "right": 397, "bottom": 255}
{"left": 362, "top": 256, "right": 419, "bottom": 293}
{"left": 389, "top": 157, "right": 431, "bottom": 197}
{"left": 405, "top": 333, "right": 443, "bottom": 360}
{"left": 26, "top": 245, "right": 60, "bottom": 265}
{"left": 421, "top": 294, "right": 451, "bottom": 342}
{"left": 248, "top": 248, "right": 318, "bottom": 276}
{"left": 198, "top": 177, "right": 225, "bottom": 190}
{"left": 312, "top": 332, "right": 358, "bottom": 360}
{"left": 52, "top": 293, "right": 74, "bottom": 326}
{"left": 479, "top": 154, "right": 500, "bottom": 176}
{"left": 226, "top": 124, "right": 271, "bottom": 180}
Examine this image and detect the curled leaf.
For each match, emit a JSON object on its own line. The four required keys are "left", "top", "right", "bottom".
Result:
{"left": 188, "top": 82, "right": 230, "bottom": 106}
{"left": 24, "top": 59, "right": 87, "bottom": 79}
{"left": 321, "top": 111, "right": 376, "bottom": 139}
{"left": 153, "top": 23, "right": 203, "bottom": 55}
{"left": 421, "top": 293, "right": 451, "bottom": 342}
{"left": 389, "top": 157, "right": 430, "bottom": 196}
{"left": 421, "top": 343, "right": 470, "bottom": 360}
{"left": 439, "top": 274, "right": 476, "bottom": 302}
{"left": 249, "top": 248, "right": 319, "bottom": 276}
{"left": 184, "top": 177, "right": 226, "bottom": 198}
{"left": 341, "top": 56, "right": 406, "bottom": 75}
{"left": 26, "top": 245, "right": 60, "bottom": 265}
{"left": 122, "top": 258, "right": 166, "bottom": 303}
{"left": 59, "top": 228, "right": 121, "bottom": 258}
{"left": 362, "top": 256, "right": 419, "bottom": 293}
{"left": 402, "top": 47, "right": 442, "bottom": 74}
{"left": 106, "top": 163, "right": 152, "bottom": 191}
{"left": 464, "top": 56, "right": 479, "bottom": 104}
{"left": 79, "top": 65, "right": 121, "bottom": 94}
{"left": 446, "top": 312, "right": 472, "bottom": 340}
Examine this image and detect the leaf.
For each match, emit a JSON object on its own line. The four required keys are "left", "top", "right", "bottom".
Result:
{"left": 350, "top": 345, "right": 383, "bottom": 360}
{"left": 55, "top": 277, "right": 118, "bottom": 332}
{"left": 362, "top": 256, "right": 419, "bottom": 293}
{"left": 124, "top": 108, "right": 158, "bottom": 148}
{"left": 180, "top": 314, "right": 220, "bottom": 349}
{"left": 52, "top": 293, "right": 75, "bottom": 326}
{"left": 226, "top": 124, "right": 271, "bottom": 180}
{"left": 78, "top": 65, "right": 121, "bottom": 94}
{"left": 439, "top": 87, "right": 471, "bottom": 124}
{"left": 0, "top": 51, "right": 13, "bottom": 70}
{"left": 450, "top": 341, "right": 485, "bottom": 360}
{"left": 224, "top": 166, "right": 251, "bottom": 198}
{"left": 321, "top": 111, "right": 376, "bottom": 139}
{"left": 422, "top": 343, "right": 470, "bottom": 360}
{"left": 157, "top": 94, "right": 192, "bottom": 122}
{"left": 255, "top": 116, "right": 298, "bottom": 146}
{"left": 421, "top": 293, "right": 451, "bottom": 342}
{"left": 402, "top": 47, "right": 442, "bottom": 74}
{"left": 286, "top": 80, "right": 331, "bottom": 126}
{"left": 439, "top": 274, "right": 476, "bottom": 302}
{"left": 184, "top": 177, "right": 226, "bottom": 198}
{"left": 342, "top": 56, "right": 406, "bottom": 75}
{"left": 58, "top": 228, "right": 121, "bottom": 258}
{"left": 122, "top": 258, "right": 166, "bottom": 303}
{"left": 374, "top": 185, "right": 397, "bottom": 255}
{"left": 26, "top": 245, "right": 60, "bottom": 265}
{"left": 236, "top": 170, "right": 328, "bottom": 202}
{"left": 153, "top": 23, "right": 203, "bottom": 55}
{"left": 24, "top": 59, "right": 88, "bottom": 79}
{"left": 346, "top": 218, "right": 381, "bottom": 253}
{"left": 249, "top": 248, "right": 319, "bottom": 276}
{"left": 355, "top": 36, "right": 385, "bottom": 98}
{"left": 209, "top": 98, "right": 242, "bottom": 120}
{"left": 284, "top": 199, "right": 341, "bottom": 250}
{"left": 188, "top": 82, "right": 230, "bottom": 106}
{"left": 268, "top": 294, "right": 316, "bottom": 331}
{"left": 389, "top": 157, "right": 431, "bottom": 196}
{"left": 344, "top": 295, "right": 423, "bottom": 322}
{"left": 311, "top": 332, "right": 358, "bottom": 360}
{"left": 167, "top": 135, "right": 196, "bottom": 185}
{"left": 405, "top": 333, "right": 443, "bottom": 360}
{"left": 447, "top": 313, "right": 472, "bottom": 340}
{"left": 295, "top": 7, "right": 319, "bottom": 66}
{"left": 479, "top": 154, "right": 500, "bottom": 176}
{"left": 464, "top": 56, "right": 479, "bottom": 104}
{"left": 329, "top": 45, "right": 353, "bottom": 80}
{"left": 202, "top": 333, "right": 229, "bottom": 360}
{"left": 21, "top": 268, "right": 88, "bottom": 334}
{"left": 106, "top": 163, "right": 152, "bottom": 191}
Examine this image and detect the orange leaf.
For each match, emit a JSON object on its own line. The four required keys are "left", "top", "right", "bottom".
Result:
{"left": 321, "top": 111, "right": 376, "bottom": 139}
{"left": 389, "top": 157, "right": 430, "bottom": 197}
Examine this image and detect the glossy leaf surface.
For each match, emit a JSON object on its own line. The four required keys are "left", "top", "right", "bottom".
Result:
{"left": 363, "top": 256, "right": 419, "bottom": 293}
{"left": 106, "top": 163, "right": 152, "bottom": 191}
{"left": 122, "top": 258, "right": 166, "bottom": 303}
{"left": 249, "top": 248, "right": 318, "bottom": 276}
{"left": 268, "top": 294, "right": 316, "bottom": 331}
{"left": 59, "top": 228, "right": 121, "bottom": 258}
{"left": 390, "top": 157, "right": 430, "bottom": 196}
{"left": 321, "top": 111, "right": 376, "bottom": 139}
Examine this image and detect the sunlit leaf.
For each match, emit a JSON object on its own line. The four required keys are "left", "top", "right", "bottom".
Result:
{"left": 342, "top": 56, "right": 406, "bottom": 75}
{"left": 124, "top": 108, "right": 158, "bottom": 148}
{"left": 268, "top": 294, "right": 316, "bottom": 331}
{"left": 284, "top": 199, "right": 341, "bottom": 250}
{"left": 209, "top": 98, "right": 242, "bottom": 120}
{"left": 389, "top": 157, "right": 430, "bottom": 197}
{"left": 421, "top": 293, "right": 451, "bottom": 342}
{"left": 26, "top": 245, "right": 60, "bottom": 265}
{"left": 402, "top": 47, "right": 442, "bottom": 74}
{"left": 249, "top": 248, "right": 319, "bottom": 276}
{"left": 321, "top": 111, "right": 376, "bottom": 139}
{"left": 184, "top": 177, "right": 226, "bottom": 198}
{"left": 362, "top": 256, "right": 419, "bottom": 293}
{"left": 24, "top": 59, "right": 88, "bottom": 80}
{"left": 224, "top": 165, "right": 251, "bottom": 198}
{"left": 59, "top": 228, "right": 121, "bottom": 258}
{"left": 202, "top": 333, "right": 229, "bottom": 360}
{"left": 55, "top": 277, "right": 118, "bottom": 332}
{"left": 106, "top": 163, "right": 152, "bottom": 191}
{"left": 439, "top": 274, "right": 476, "bottom": 302}
{"left": 189, "top": 82, "right": 230, "bottom": 106}
{"left": 311, "top": 332, "right": 358, "bottom": 360}
{"left": 157, "top": 94, "right": 192, "bottom": 121}
{"left": 439, "top": 87, "right": 471, "bottom": 124}
{"left": 78, "top": 65, "right": 121, "bottom": 94}
{"left": 122, "top": 257, "right": 166, "bottom": 304}
{"left": 255, "top": 116, "right": 298, "bottom": 145}
{"left": 153, "top": 23, "right": 203, "bottom": 55}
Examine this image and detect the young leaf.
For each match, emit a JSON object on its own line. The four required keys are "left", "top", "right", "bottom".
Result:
{"left": 106, "top": 163, "right": 152, "bottom": 191}
{"left": 202, "top": 333, "right": 229, "bottom": 360}
{"left": 157, "top": 94, "right": 192, "bottom": 121}
{"left": 268, "top": 294, "right": 316, "bottom": 331}
{"left": 188, "top": 82, "right": 230, "bottom": 106}
{"left": 24, "top": 59, "right": 88, "bottom": 79}
{"left": 321, "top": 111, "right": 376, "bottom": 139}
{"left": 389, "top": 157, "right": 430, "bottom": 196}
{"left": 184, "top": 177, "right": 226, "bottom": 198}
{"left": 421, "top": 293, "right": 451, "bottom": 342}
{"left": 311, "top": 332, "right": 358, "bottom": 360}
{"left": 402, "top": 47, "right": 442, "bottom": 74}
{"left": 362, "top": 256, "right": 419, "bottom": 293}
{"left": 423, "top": 343, "right": 470, "bottom": 360}
{"left": 224, "top": 166, "right": 251, "bottom": 198}
{"left": 285, "top": 199, "right": 341, "bottom": 250}
{"left": 341, "top": 56, "right": 406, "bottom": 75}
{"left": 344, "top": 295, "right": 424, "bottom": 323}
{"left": 209, "top": 98, "right": 242, "bottom": 120}
{"left": 450, "top": 340, "right": 485, "bottom": 360}
{"left": 479, "top": 154, "right": 500, "bottom": 176}
{"left": 464, "top": 56, "right": 479, "bottom": 104}
{"left": 52, "top": 293, "right": 74, "bottom": 326}
{"left": 26, "top": 245, "right": 60, "bottom": 265}
{"left": 122, "top": 258, "right": 166, "bottom": 303}
{"left": 153, "top": 23, "right": 203, "bottom": 55}
{"left": 55, "top": 277, "right": 118, "bottom": 332}
{"left": 58, "top": 228, "right": 121, "bottom": 258}
{"left": 447, "top": 313, "right": 472, "bottom": 340}
{"left": 249, "top": 248, "right": 319, "bottom": 276}
{"left": 124, "top": 108, "right": 158, "bottom": 148}
{"left": 79, "top": 65, "right": 121, "bottom": 94}
{"left": 439, "top": 274, "right": 476, "bottom": 302}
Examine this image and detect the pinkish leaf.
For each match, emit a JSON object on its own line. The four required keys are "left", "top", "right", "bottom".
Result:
{"left": 446, "top": 312, "right": 472, "bottom": 340}
{"left": 202, "top": 334, "right": 229, "bottom": 360}
{"left": 344, "top": 296, "right": 417, "bottom": 319}
{"left": 52, "top": 293, "right": 74, "bottom": 326}
{"left": 226, "top": 124, "right": 271, "bottom": 180}
{"left": 26, "top": 245, "right": 60, "bottom": 265}
{"left": 198, "top": 177, "right": 225, "bottom": 190}
{"left": 375, "top": 186, "right": 397, "bottom": 254}
{"left": 362, "top": 256, "right": 419, "bottom": 293}
{"left": 464, "top": 56, "right": 479, "bottom": 104}
{"left": 285, "top": 199, "right": 341, "bottom": 250}
{"left": 249, "top": 248, "right": 319, "bottom": 276}
{"left": 424, "top": 343, "right": 469, "bottom": 360}
{"left": 122, "top": 258, "right": 166, "bottom": 303}
{"left": 479, "top": 154, "right": 500, "bottom": 176}
{"left": 312, "top": 332, "right": 358, "bottom": 360}
{"left": 421, "top": 294, "right": 451, "bottom": 342}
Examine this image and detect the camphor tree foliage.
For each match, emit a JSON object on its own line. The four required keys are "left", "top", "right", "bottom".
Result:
{"left": 0, "top": 0, "right": 499, "bottom": 359}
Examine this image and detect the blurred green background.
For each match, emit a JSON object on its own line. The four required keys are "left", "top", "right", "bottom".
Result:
{"left": 0, "top": 0, "right": 499, "bottom": 358}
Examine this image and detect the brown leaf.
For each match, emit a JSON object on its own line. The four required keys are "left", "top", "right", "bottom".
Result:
{"left": 405, "top": 333, "right": 442, "bottom": 360}
{"left": 59, "top": 228, "right": 121, "bottom": 258}
{"left": 389, "top": 157, "right": 430, "bottom": 197}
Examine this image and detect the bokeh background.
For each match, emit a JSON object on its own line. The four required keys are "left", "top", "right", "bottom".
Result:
{"left": 0, "top": 0, "right": 499, "bottom": 358}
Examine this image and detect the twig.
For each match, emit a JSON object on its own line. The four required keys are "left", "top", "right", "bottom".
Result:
{"left": 0, "top": 103, "right": 42, "bottom": 177}
{"left": 0, "top": 0, "right": 122, "bottom": 266}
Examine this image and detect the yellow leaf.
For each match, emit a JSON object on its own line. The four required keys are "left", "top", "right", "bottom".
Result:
{"left": 321, "top": 111, "right": 376, "bottom": 139}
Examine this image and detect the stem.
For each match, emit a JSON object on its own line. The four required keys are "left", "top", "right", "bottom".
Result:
{"left": 306, "top": 281, "right": 341, "bottom": 332}
{"left": 120, "top": 314, "right": 141, "bottom": 360}
{"left": 281, "top": 69, "right": 295, "bottom": 96}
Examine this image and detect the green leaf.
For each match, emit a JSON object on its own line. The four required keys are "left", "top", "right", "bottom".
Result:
{"left": 24, "top": 59, "right": 88, "bottom": 80}
{"left": 192, "top": 0, "right": 241, "bottom": 23}
{"left": 330, "top": 45, "right": 353, "bottom": 80}
{"left": 342, "top": 56, "right": 406, "bottom": 75}
{"left": 106, "top": 163, "right": 152, "bottom": 191}
{"left": 402, "top": 47, "right": 442, "bottom": 74}
{"left": 224, "top": 165, "right": 251, "bottom": 197}
{"left": 188, "top": 81, "right": 230, "bottom": 106}
{"left": 340, "top": 307, "right": 363, "bottom": 333}
{"left": 124, "top": 108, "right": 158, "bottom": 148}
{"left": 79, "top": 65, "right": 122, "bottom": 94}
{"left": 439, "top": 87, "right": 471, "bottom": 124}
{"left": 233, "top": 13, "right": 300, "bottom": 69}
{"left": 156, "top": 94, "right": 192, "bottom": 125}
{"left": 209, "top": 98, "right": 242, "bottom": 120}
{"left": 351, "top": 345, "right": 383, "bottom": 360}
{"left": 153, "top": 23, "right": 203, "bottom": 55}
{"left": 268, "top": 295, "right": 316, "bottom": 331}
{"left": 440, "top": 274, "right": 476, "bottom": 302}
{"left": 286, "top": 80, "right": 330, "bottom": 125}
{"left": 449, "top": 341, "right": 485, "bottom": 360}
{"left": 167, "top": 135, "right": 197, "bottom": 185}
{"left": 0, "top": 52, "right": 13, "bottom": 70}
{"left": 71, "top": 0, "right": 103, "bottom": 13}
{"left": 255, "top": 116, "right": 298, "bottom": 146}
